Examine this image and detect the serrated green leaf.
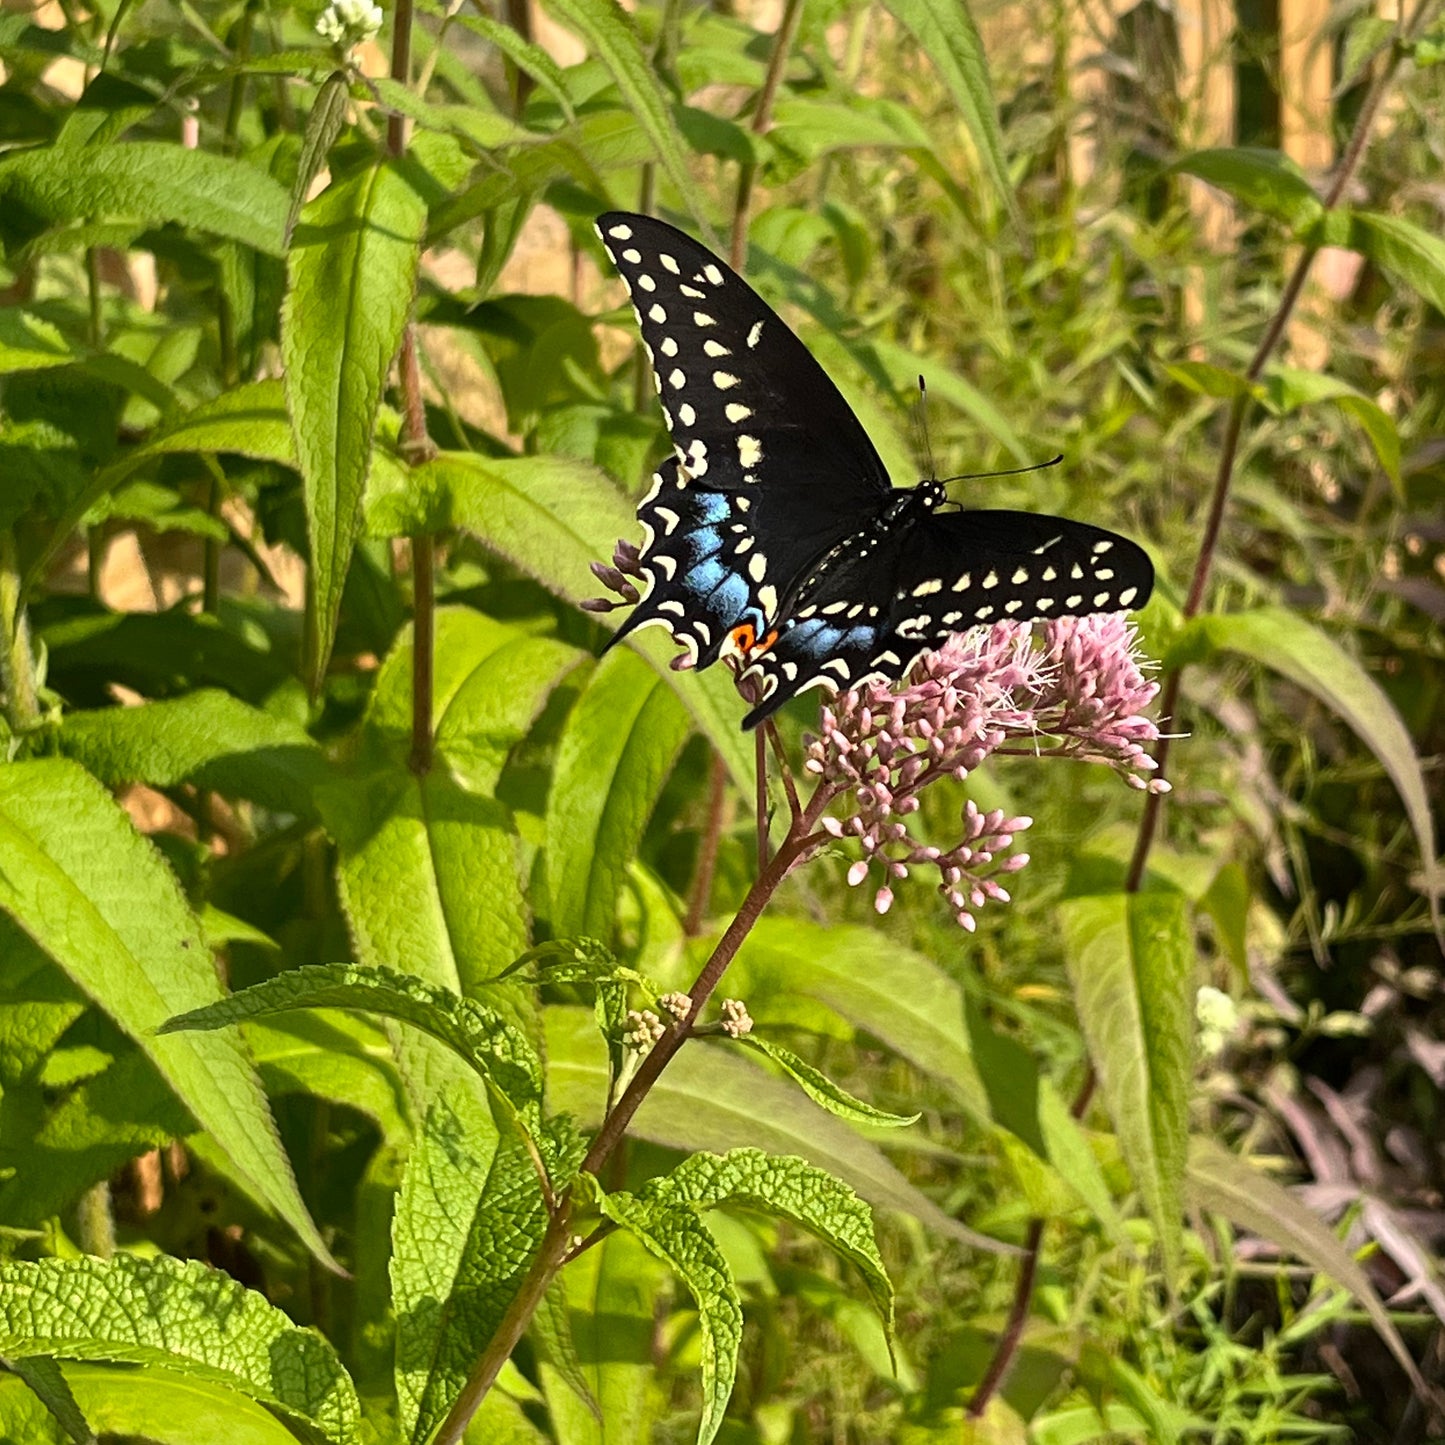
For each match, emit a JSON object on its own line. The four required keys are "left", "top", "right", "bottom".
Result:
{"left": 544, "top": 1006, "right": 1004, "bottom": 1250}
{"left": 0, "top": 1354, "right": 92, "bottom": 1445}
{"left": 737, "top": 1036, "right": 919, "bottom": 1128}
{"left": 0, "top": 309, "right": 74, "bottom": 372}
{"left": 595, "top": 1192, "right": 739, "bottom": 1445}
{"left": 283, "top": 160, "right": 425, "bottom": 691}
{"left": 0, "top": 1254, "right": 360, "bottom": 1444}
{"left": 287, "top": 70, "right": 350, "bottom": 246}
{"left": 454, "top": 12, "right": 575, "bottom": 122}
{"left": 1346, "top": 210, "right": 1445, "bottom": 315}
{"left": 0, "top": 758, "right": 331, "bottom": 1267}
{"left": 58, "top": 689, "right": 329, "bottom": 817}
{"left": 546, "top": 647, "right": 692, "bottom": 939}
{"left": 1184, "top": 608, "right": 1441, "bottom": 931}
{"left": 0, "top": 141, "right": 289, "bottom": 254}
{"left": 393, "top": 1089, "right": 548, "bottom": 1444}
{"left": 1185, "top": 1135, "right": 1424, "bottom": 1393}
{"left": 539, "top": 0, "right": 704, "bottom": 241}
{"left": 648, "top": 1148, "right": 894, "bottom": 1350}
{"left": 873, "top": 0, "right": 1014, "bottom": 215}
{"left": 160, "top": 962, "right": 543, "bottom": 1121}
{"left": 1173, "top": 147, "right": 1324, "bottom": 232}
{"left": 1060, "top": 889, "right": 1193, "bottom": 1278}
{"left": 537, "top": 1231, "right": 665, "bottom": 1443}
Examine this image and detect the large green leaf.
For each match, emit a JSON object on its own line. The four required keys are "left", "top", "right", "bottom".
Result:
{"left": 1177, "top": 608, "right": 1441, "bottom": 928}
{"left": 0, "top": 1253, "right": 360, "bottom": 1444}
{"left": 58, "top": 689, "right": 329, "bottom": 817}
{"left": 546, "top": 647, "right": 692, "bottom": 940}
{"left": 537, "top": 1231, "right": 666, "bottom": 1445}
{"left": 873, "top": 0, "right": 1014, "bottom": 215}
{"left": 0, "top": 141, "right": 289, "bottom": 255}
{"left": 161, "top": 963, "right": 544, "bottom": 1122}
{"left": 1059, "top": 889, "right": 1193, "bottom": 1277}
{"left": 393, "top": 1089, "right": 547, "bottom": 1444}
{"left": 321, "top": 610, "right": 574, "bottom": 998}
{"left": 1185, "top": 1136, "right": 1424, "bottom": 1392}
{"left": 594, "top": 1191, "right": 739, "bottom": 1445}
{"left": 539, "top": 0, "right": 703, "bottom": 238}
{"left": 282, "top": 160, "right": 426, "bottom": 690}
{"left": 0, "top": 759, "right": 331, "bottom": 1266}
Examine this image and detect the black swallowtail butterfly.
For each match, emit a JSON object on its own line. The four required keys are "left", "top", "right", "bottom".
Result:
{"left": 596, "top": 211, "right": 1154, "bottom": 730}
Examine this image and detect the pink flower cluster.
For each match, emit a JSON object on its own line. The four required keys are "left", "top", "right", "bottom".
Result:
{"left": 806, "top": 616, "right": 1167, "bottom": 927}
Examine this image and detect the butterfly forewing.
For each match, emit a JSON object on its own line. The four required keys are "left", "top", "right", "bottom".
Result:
{"left": 596, "top": 211, "right": 1156, "bottom": 730}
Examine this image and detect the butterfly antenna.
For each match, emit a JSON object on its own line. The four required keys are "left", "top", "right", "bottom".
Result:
{"left": 938, "top": 453, "right": 1065, "bottom": 486}
{"left": 913, "top": 375, "right": 940, "bottom": 482}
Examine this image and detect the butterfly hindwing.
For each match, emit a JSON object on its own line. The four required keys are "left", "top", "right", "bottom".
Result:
{"left": 738, "top": 507, "right": 1154, "bottom": 727}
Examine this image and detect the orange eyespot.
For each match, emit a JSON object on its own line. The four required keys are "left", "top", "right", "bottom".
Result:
{"left": 755, "top": 628, "right": 779, "bottom": 656}
{"left": 729, "top": 623, "right": 757, "bottom": 653}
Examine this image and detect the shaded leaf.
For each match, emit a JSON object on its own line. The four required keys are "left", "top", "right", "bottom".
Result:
{"left": 1173, "top": 147, "right": 1324, "bottom": 232}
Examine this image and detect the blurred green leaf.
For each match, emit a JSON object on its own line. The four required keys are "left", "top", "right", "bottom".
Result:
{"left": 1173, "top": 147, "right": 1324, "bottom": 232}
{"left": 1179, "top": 608, "right": 1441, "bottom": 931}
{"left": 1345, "top": 210, "right": 1445, "bottom": 315}
{"left": 1264, "top": 366, "right": 1401, "bottom": 493}
{"left": 1060, "top": 889, "right": 1193, "bottom": 1278}
{"left": 1185, "top": 1136, "right": 1425, "bottom": 1394}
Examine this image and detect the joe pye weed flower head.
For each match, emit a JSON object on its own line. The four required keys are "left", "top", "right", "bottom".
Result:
{"left": 590, "top": 546, "right": 1168, "bottom": 929}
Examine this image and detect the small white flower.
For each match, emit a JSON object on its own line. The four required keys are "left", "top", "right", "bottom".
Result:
{"left": 659, "top": 991, "right": 691, "bottom": 1021}
{"left": 720, "top": 998, "right": 753, "bottom": 1039}
{"left": 316, "top": 0, "right": 383, "bottom": 48}
{"left": 622, "top": 1009, "right": 665, "bottom": 1052}
{"left": 1196, "top": 985, "right": 1239, "bottom": 1056}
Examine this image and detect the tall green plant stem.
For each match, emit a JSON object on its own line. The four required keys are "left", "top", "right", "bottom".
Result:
{"left": 386, "top": 0, "right": 438, "bottom": 775}
{"left": 430, "top": 800, "right": 835, "bottom": 1445}
{"left": 968, "top": 5, "right": 1439, "bottom": 1419}
{"left": 0, "top": 531, "right": 40, "bottom": 734}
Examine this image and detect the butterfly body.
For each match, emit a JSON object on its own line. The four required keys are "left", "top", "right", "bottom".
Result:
{"left": 595, "top": 211, "right": 1153, "bottom": 729}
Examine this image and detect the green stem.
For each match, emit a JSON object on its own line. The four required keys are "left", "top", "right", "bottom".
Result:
{"left": 76, "top": 1181, "right": 116, "bottom": 1259}
{"left": 0, "top": 531, "right": 39, "bottom": 735}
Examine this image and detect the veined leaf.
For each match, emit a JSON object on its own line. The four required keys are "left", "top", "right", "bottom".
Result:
{"left": 646, "top": 1148, "right": 894, "bottom": 1350}
{"left": 0, "top": 309, "right": 74, "bottom": 372}
{"left": 546, "top": 646, "right": 691, "bottom": 940}
{"left": 161, "top": 963, "right": 544, "bottom": 1122}
{"left": 0, "top": 1253, "right": 360, "bottom": 1444}
{"left": 0, "top": 141, "right": 289, "bottom": 254}
{"left": 0, "top": 759, "right": 332, "bottom": 1267}
{"left": 1060, "top": 889, "right": 1193, "bottom": 1278}
{"left": 283, "top": 159, "right": 426, "bottom": 691}
{"left": 594, "top": 1191, "right": 739, "bottom": 1445}
{"left": 393, "top": 1089, "right": 548, "bottom": 1444}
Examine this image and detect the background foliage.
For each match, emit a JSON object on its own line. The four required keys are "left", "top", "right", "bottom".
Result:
{"left": 0, "top": 0, "right": 1442, "bottom": 1441}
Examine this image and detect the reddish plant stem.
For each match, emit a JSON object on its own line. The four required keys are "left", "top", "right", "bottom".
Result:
{"left": 968, "top": 9, "right": 1434, "bottom": 1419}
{"left": 431, "top": 811, "right": 828, "bottom": 1445}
